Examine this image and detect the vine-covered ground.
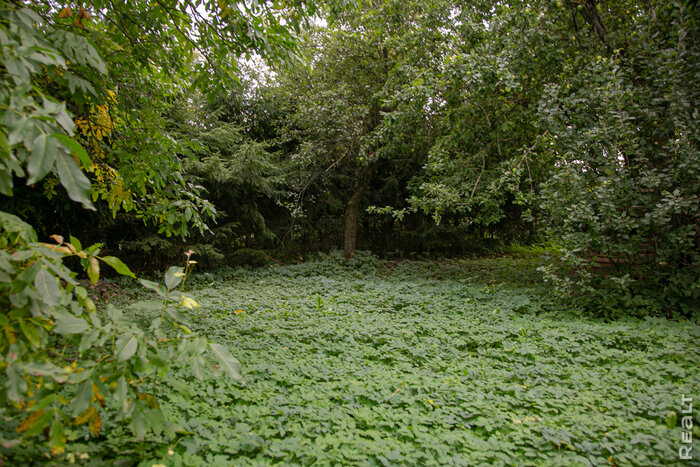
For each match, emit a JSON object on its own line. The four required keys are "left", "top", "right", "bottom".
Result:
{"left": 34, "top": 253, "right": 700, "bottom": 465}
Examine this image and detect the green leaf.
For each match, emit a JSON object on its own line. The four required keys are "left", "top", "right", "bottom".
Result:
{"left": 87, "top": 257, "right": 99, "bottom": 284}
{"left": 99, "top": 256, "right": 136, "bottom": 278}
{"left": 130, "top": 300, "right": 162, "bottom": 312}
{"left": 20, "top": 361, "right": 64, "bottom": 380}
{"left": 69, "top": 235, "right": 82, "bottom": 252}
{"left": 138, "top": 279, "right": 166, "bottom": 297}
{"left": 18, "top": 319, "right": 40, "bottom": 348}
{"left": 115, "top": 376, "right": 128, "bottom": 413}
{"left": 11, "top": 250, "right": 34, "bottom": 263}
{"left": 208, "top": 343, "right": 243, "bottom": 381}
{"left": 79, "top": 328, "right": 100, "bottom": 354}
{"left": 48, "top": 418, "right": 66, "bottom": 451}
{"left": 131, "top": 407, "right": 147, "bottom": 439}
{"left": 115, "top": 333, "right": 138, "bottom": 361}
{"left": 53, "top": 107, "right": 75, "bottom": 135}
{"left": 70, "top": 380, "right": 94, "bottom": 416}
{"left": 164, "top": 266, "right": 184, "bottom": 291}
{"left": 166, "top": 307, "right": 192, "bottom": 327}
{"left": 38, "top": 256, "right": 77, "bottom": 284}
{"left": 53, "top": 312, "right": 89, "bottom": 335}
{"left": 34, "top": 266, "right": 61, "bottom": 307}
{"left": 0, "top": 211, "right": 37, "bottom": 243}
{"left": 108, "top": 304, "right": 122, "bottom": 322}
{"left": 27, "top": 134, "right": 58, "bottom": 184}
{"left": 55, "top": 151, "right": 94, "bottom": 210}
{"left": 5, "top": 365, "right": 27, "bottom": 402}
{"left": 0, "top": 168, "right": 13, "bottom": 196}
{"left": 18, "top": 8, "right": 44, "bottom": 26}
{"left": 0, "top": 132, "right": 13, "bottom": 194}
{"left": 14, "top": 262, "right": 39, "bottom": 294}
{"left": 0, "top": 251, "right": 11, "bottom": 273}
{"left": 7, "top": 115, "right": 31, "bottom": 146}
{"left": 51, "top": 134, "right": 90, "bottom": 168}
{"left": 163, "top": 420, "right": 188, "bottom": 436}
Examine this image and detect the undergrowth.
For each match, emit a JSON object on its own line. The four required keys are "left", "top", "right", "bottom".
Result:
{"left": 9, "top": 252, "right": 698, "bottom": 466}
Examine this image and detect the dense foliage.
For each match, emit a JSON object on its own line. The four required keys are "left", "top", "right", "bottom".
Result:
{"left": 0, "top": 0, "right": 698, "bottom": 462}
{"left": 537, "top": 2, "right": 700, "bottom": 314}
{"left": 142, "top": 0, "right": 699, "bottom": 315}
{"left": 0, "top": 0, "right": 346, "bottom": 457}
{"left": 5, "top": 255, "right": 698, "bottom": 465}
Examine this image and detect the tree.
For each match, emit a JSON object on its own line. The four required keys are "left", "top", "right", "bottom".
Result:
{"left": 275, "top": 0, "right": 455, "bottom": 258}
{"left": 170, "top": 85, "right": 285, "bottom": 249}
{"left": 0, "top": 0, "right": 352, "bottom": 456}
{"left": 538, "top": 1, "right": 700, "bottom": 314}
{"left": 3, "top": 1, "right": 350, "bottom": 239}
{"left": 388, "top": 0, "right": 699, "bottom": 313}
{"left": 375, "top": 1, "right": 581, "bottom": 245}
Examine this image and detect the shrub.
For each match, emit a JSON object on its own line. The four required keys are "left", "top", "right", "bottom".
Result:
{"left": 228, "top": 248, "right": 270, "bottom": 267}
{"left": 538, "top": 4, "right": 699, "bottom": 317}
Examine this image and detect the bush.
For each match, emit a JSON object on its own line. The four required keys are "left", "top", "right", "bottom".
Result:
{"left": 0, "top": 212, "right": 243, "bottom": 456}
{"left": 185, "top": 243, "right": 225, "bottom": 270}
{"left": 120, "top": 236, "right": 178, "bottom": 271}
{"left": 228, "top": 248, "right": 270, "bottom": 267}
{"left": 538, "top": 7, "right": 700, "bottom": 317}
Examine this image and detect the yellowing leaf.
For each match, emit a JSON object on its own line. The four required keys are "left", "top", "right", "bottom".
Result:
{"left": 88, "top": 409, "right": 101, "bottom": 436}
{"left": 99, "top": 256, "right": 136, "bottom": 278}
{"left": 74, "top": 406, "right": 97, "bottom": 426}
{"left": 88, "top": 257, "right": 99, "bottom": 284}
{"left": 137, "top": 392, "right": 160, "bottom": 409}
{"left": 91, "top": 384, "right": 105, "bottom": 407}
{"left": 57, "top": 7, "right": 72, "bottom": 18}
{"left": 84, "top": 297, "right": 97, "bottom": 313}
{"left": 17, "top": 409, "right": 45, "bottom": 433}
{"left": 42, "top": 243, "right": 72, "bottom": 255}
{"left": 181, "top": 297, "right": 200, "bottom": 309}
{"left": 5, "top": 326, "right": 17, "bottom": 344}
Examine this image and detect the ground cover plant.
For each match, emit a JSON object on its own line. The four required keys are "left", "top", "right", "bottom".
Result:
{"left": 6, "top": 253, "right": 697, "bottom": 465}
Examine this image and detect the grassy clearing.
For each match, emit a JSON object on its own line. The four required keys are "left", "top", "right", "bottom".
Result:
{"left": 29, "top": 253, "right": 700, "bottom": 465}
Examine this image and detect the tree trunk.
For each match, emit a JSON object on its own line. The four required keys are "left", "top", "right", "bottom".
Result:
{"left": 572, "top": 0, "right": 609, "bottom": 45}
{"left": 343, "top": 165, "right": 372, "bottom": 260}
{"left": 342, "top": 45, "right": 386, "bottom": 260}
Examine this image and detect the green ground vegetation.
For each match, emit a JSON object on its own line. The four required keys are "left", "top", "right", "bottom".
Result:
{"left": 5, "top": 253, "right": 697, "bottom": 465}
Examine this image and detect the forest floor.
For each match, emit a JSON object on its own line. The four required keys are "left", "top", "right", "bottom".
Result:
{"left": 65, "top": 253, "right": 699, "bottom": 465}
